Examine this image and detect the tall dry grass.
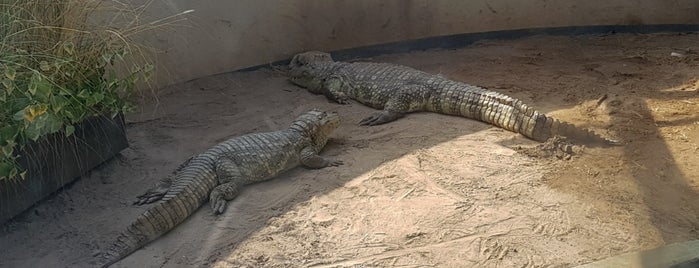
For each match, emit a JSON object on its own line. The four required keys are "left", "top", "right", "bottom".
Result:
{"left": 0, "top": 0, "right": 191, "bottom": 180}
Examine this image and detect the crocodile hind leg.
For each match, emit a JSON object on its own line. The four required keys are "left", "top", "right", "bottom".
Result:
{"left": 134, "top": 155, "right": 196, "bottom": 205}
{"left": 209, "top": 181, "right": 242, "bottom": 214}
{"left": 359, "top": 110, "right": 404, "bottom": 126}
{"left": 359, "top": 85, "right": 428, "bottom": 126}
{"left": 134, "top": 177, "right": 172, "bottom": 205}
{"left": 210, "top": 157, "right": 244, "bottom": 214}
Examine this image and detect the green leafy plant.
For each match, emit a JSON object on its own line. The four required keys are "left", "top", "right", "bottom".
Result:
{"left": 0, "top": 1, "right": 189, "bottom": 181}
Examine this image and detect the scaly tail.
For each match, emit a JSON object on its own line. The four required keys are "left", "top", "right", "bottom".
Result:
{"left": 101, "top": 199, "right": 189, "bottom": 267}
{"left": 441, "top": 86, "right": 620, "bottom": 146}
{"left": 99, "top": 163, "right": 217, "bottom": 267}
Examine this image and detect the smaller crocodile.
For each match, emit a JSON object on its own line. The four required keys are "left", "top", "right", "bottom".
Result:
{"left": 98, "top": 109, "right": 342, "bottom": 267}
{"left": 288, "top": 51, "right": 620, "bottom": 146}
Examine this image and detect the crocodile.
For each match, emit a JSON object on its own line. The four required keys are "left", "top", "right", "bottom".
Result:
{"left": 98, "top": 109, "right": 342, "bottom": 267}
{"left": 287, "top": 51, "right": 620, "bottom": 146}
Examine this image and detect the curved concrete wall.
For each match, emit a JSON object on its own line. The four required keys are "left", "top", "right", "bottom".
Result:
{"left": 139, "top": 0, "right": 699, "bottom": 88}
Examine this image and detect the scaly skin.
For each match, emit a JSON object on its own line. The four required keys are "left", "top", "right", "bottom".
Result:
{"left": 99, "top": 109, "right": 342, "bottom": 267}
{"left": 288, "top": 51, "right": 620, "bottom": 146}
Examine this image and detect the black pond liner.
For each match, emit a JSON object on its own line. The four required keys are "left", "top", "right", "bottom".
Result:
{"left": 0, "top": 114, "right": 128, "bottom": 223}
{"left": 237, "top": 24, "right": 699, "bottom": 72}
{"left": 672, "top": 258, "right": 699, "bottom": 268}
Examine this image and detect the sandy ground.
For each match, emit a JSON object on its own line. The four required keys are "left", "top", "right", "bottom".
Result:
{"left": 1, "top": 33, "right": 699, "bottom": 268}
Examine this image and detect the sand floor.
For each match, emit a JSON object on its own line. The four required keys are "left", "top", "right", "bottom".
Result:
{"left": 1, "top": 33, "right": 699, "bottom": 268}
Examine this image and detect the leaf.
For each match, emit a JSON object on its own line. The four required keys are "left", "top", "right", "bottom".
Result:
{"left": 93, "top": 92, "right": 104, "bottom": 103}
{"left": 64, "top": 109, "right": 76, "bottom": 121}
{"left": 9, "top": 166, "right": 17, "bottom": 178}
{"left": 25, "top": 114, "right": 47, "bottom": 141}
{"left": 115, "top": 49, "right": 127, "bottom": 61}
{"left": 85, "top": 95, "right": 96, "bottom": 106}
{"left": 62, "top": 42, "right": 75, "bottom": 55}
{"left": 39, "top": 61, "right": 51, "bottom": 71}
{"left": 65, "top": 125, "right": 75, "bottom": 137}
{"left": 128, "top": 74, "right": 139, "bottom": 85}
{"left": 77, "top": 89, "right": 90, "bottom": 99}
{"left": 4, "top": 67, "right": 16, "bottom": 80}
{"left": 45, "top": 114, "right": 63, "bottom": 134}
{"left": 50, "top": 95, "right": 68, "bottom": 113}
{"left": 143, "top": 64, "right": 154, "bottom": 80}
{"left": 101, "top": 53, "right": 114, "bottom": 66}
{"left": 54, "top": 58, "right": 68, "bottom": 71}
{"left": 1, "top": 79, "right": 13, "bottom": 94}
{"left": 143, "top": 64, "right": 154, "bottom": 73}
{"left": 35, "top": 79, "right": 52, "bottom": 101}
{"left": 6, "top": 139, "right": 15, "bottom": 149}
{"left": 28, "top": 84, "right": 36, "bottom": 96}
{"left": 103, "top": 94, "right": 116, "bottom": 105}
{"left": 29, "top": 72, "right": 52, "bottom": 101}
{"left": 130, "top": 65, "right": 142, "bottom": 74}
{"left": 25, "top": 104, "right": 48, "bottom": 122}
{"left": 20, "top": 170, "right": 27, "bottom": 180}
{"left": 0, "top": 125, "right": 18, "bottom": 144}
{"left": 28, "top": 72, "right": 40, "bottom": 96}
{"left": 109, "top": 69, "right": 116, "bottom": 81}
{"left": 0, "top": 162, "right": 12, "bottom": 178}
{"left": 0, "top": 90, "right": 5, "bottom": 102}
{"left": 13, "top": 108, "right": 26, "bottom": 121}
{"left": 1, "top": 145, "right": 12, "bottom": 158}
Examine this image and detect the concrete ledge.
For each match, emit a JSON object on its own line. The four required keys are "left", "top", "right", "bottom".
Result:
{"left": 132, "top": 0, "right": 699, "bottom": 89}
{"left": 577, "top": 240, "right": 699, "bottom": 268}
{"left": 0, "top": 114, "right": 128, "bottom": 224}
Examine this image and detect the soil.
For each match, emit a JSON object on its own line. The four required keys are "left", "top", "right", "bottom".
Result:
{"left": 2, "top": 33, "right": 699, "bottom": 268}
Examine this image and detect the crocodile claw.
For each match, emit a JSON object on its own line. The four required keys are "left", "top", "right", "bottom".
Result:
{"left": 134, "top": 190, "right": 167, "bottom": 205}
{"left": 210, "top": 193, "right": 227, "bottom": 215}
{"left": 333, "top": 96, "right": 351, "bottom": 104}
{"left": 359, "top": 111, "right": 403, "bottom": 126}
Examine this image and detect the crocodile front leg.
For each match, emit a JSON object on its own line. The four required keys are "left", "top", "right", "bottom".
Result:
{"left": 300, "top": 146, "right": 343, "bottom": 168}
{"left": 323, "top": 75, "right": 351, "bottom": 104}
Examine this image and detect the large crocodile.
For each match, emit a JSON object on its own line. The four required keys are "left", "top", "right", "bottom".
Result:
{"left": 288, "top": 51, "right": 619, "bottom": 146}
{"left": 99, "top": 109, "right": 342, "bottom": 267}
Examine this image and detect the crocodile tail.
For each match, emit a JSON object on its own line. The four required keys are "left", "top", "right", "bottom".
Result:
{"left": 99, "top": 167, "right": 216, "bottom": 267}
{"left": 446, "top": 88, "right": 620, "bottom": 146}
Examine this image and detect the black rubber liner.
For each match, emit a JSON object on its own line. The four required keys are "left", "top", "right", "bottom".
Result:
{"left": 238, "top": 24, "right": 699, "bottom": 72}
{"left": 0, "top": 114, "right": 128, "bottom": 224}
{"left": 672, "top": 258, "right": 699, "bottom": 268}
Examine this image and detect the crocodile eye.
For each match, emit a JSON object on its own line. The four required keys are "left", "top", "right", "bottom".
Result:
{"left": 290, "top": 55, "right": 299, "bottom": 67}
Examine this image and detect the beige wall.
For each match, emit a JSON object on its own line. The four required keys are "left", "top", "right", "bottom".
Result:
{"left": 137, "top": 0, "right": 699, "bottom": 88}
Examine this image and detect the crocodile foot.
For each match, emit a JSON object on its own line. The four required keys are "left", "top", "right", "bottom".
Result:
{"left": 134, "top": 188, "right": 168, "bottom": 205}
{"left": 359, "top": 111, "right": 403, "bottom": 126}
